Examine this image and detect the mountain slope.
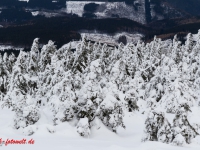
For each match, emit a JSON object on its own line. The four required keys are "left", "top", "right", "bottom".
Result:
{"left": 165, "top": 0, "right": 200, "bottom": 16}
{"left": 0, "top": 0, "right": 198, "bottom": 24}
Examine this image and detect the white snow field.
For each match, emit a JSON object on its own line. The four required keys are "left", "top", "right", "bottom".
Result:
{"left": 0, "top": 45, "right": 23, "bottom": 51}
{"left": 80, "top": 32, "right": 144, "bottom": 45}
{"left": 18, "top": 0, "right": 29, "bottom": 2}
{"left": 0, "top": 103, "right": 200, "bottom": 150}
{"left": 66, "top": 1, "right": 105, "bottom": 17}
{"left": 66, "top": 1, "right": 146, "bottom": 24}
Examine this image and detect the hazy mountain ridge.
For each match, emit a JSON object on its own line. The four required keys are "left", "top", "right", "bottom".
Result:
{"left": 0, "top": 0, "right": 197, "bottom": 24}
{"left": 0, "top": 0, "right": 200, "bottom": 50}
{"left": 165, "top": 0, "right": 200, "bottom": 16}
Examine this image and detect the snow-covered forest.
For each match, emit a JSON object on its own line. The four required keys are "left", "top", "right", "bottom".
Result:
{"left": 1, "top": 30, "right": 200, "bottom": 149}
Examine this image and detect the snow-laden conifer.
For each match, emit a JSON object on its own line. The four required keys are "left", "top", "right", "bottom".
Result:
{"left": 142, "top": 110, "right": 173, "bottom": 143}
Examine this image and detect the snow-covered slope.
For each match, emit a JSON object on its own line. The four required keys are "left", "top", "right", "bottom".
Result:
{"left": 18, "top": 0, "right": 29, "bottom": 2}
{"left": 66, "top": 1, "right": 146, "bottom": 24}
{"left": 13, "top": 0, "right": 185, "bottom": 24}
{"left": 66, "top": 0, "right": 185, "bottom": 24}
{"left": 66, "top": 1, "right": 105, "bottom": 17}
{"left": 80, "top": 32, "right": 143, "bottom": 45}
{"left": 150, "top": 1, "right": 184, "bottom": 21}
{"left": 0, "top": 45, "right": 23, "bottom": 51}
{"left": 1, "top": 103, "right": 200, "bottom": 149}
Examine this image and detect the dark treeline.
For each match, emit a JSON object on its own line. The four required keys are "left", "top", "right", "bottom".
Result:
{"left": 0, "top": 16, "right": 200, "bottom": 49}
{"left": 0, "top": 8, "right": 200, "bottom": 50}
{"left": 142, "top": 16, "right": 200, "bottom": 41}
{"left": 0, "top": 16, "right": 150, "bottom": 48}
{"left": 84, "top": 3, "right": 100, "bottom": 13}
{"left": 0, "top": 8, "right": 44, "bottom": 22}
{"left": 145, "top": 0, "right": 151, "bottom": 23}
{"left": 165, "top": 0, "right": 200, "bottom": 16}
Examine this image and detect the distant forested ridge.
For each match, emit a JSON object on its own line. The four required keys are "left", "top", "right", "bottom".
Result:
{"left": 0, "top": 17, "right": 150, "bottom": 48}
{"left": 0, "top": 0, "right": 136, "bottom": 9}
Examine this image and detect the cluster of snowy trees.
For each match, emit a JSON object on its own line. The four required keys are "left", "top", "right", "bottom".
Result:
{"left": 1, "top": 30, "right": 200, "bottom": 146}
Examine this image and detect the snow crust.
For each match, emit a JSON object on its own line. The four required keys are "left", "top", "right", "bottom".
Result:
{"left": 80, "top": 32, "right": 143, "bottom": 45}
{"left": 66, "top": 1, "right": 105, "bottom": 17}
{"left": 1, "top": 105, "right": 200, "bottom": 150}
{"left": 0, "top": 45, "right": 23, "bottom": 51}
{"left": 18, "top": 0, "right": 29, "bottom": 2}
{"left": 31, "top": 11, "right": 39, "bottom": 16}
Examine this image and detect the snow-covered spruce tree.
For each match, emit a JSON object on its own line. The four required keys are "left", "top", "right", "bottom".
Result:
{"left": 3, "top": 52, "right": 16, "bottom": 74}
{"left": 194, "top": 56, "right": 200, "bottom": 103}
{"left": 3, "top": 51, "right": 29, "bottom": 107}
{"left": 13, "top": 94, "right": 40, "bottom": 130}
{"left": 119, "top": 41, "right": 144, "bottom": 79}
{"left": 145, "top": 55, "right": 173, "bottom": 109}
{"left": 36, "top": 64, "right": 52, "bottom": 105}
{"left": 169, "top": 35, "right": 183, "bottom": 64}
{"left": 124, "top": 79, "right": 139, "bottom": 112}
{"left": 72, "top": 71, "right": 83, "bottom": 92}
{"left": 147, "top": 36, "right": 163, "bottom": 60}
{"left": 72, "top": 37, "right": 92, "bottom": 73}
{"left": 39, "top": 43, "right": 77, "bottom": 123}
{"left": 172, "top": 104, "right": 199, "bottom": 144}
{"left": 158, "top": 58, "right": 197, "bottom": 114}
{"left": 27, "top": 38, "right": 41, "bottom": 106}
{"left": 97, "top": 93, "right": 125, "bottom": 133}
{"left": 58, "top": 43, "right": 75, "bottom": 72}
{"left": 0, "top": 52, "right": 17, "bottom": 100}
{"left": 39, "top": 40, "right": 56, "bottom": 72}
{"left": 193, "top": 29, "right": 200, "bottom": 58}
{"left": 36, "top": 40, "right": 59, "bottom": 106}
{"left": 172, "top": 133, "right": 186, "bottom": 146}
{"left": 77, "top": 118, "right": 90, "bottom": 137}
{"left": 3, "top": 52, "right": 9, "bottom": 71}
{"left": 3, "top": 50, "right": 40, "bottom": 129}
{"left": 145, "top": 67, "right": 164, "bottom": 108}
{"left": 48, "top": 51, "right": 67, "bottom": 90}
{"left": 109, "top": 59, "right": 128, "bottom": 91}
{"left": 191, "top": 30, "right": 200, "bottom": 101}
{"left": 180, "top": 33, "right": 198, "bottom": 81}
{"left": 185, "top": 33, "right": 194, "bottom": 54}
{"left": 0, "top": 54, "right": 9, "bottom": 100}
{"left": 28, "top": 38, "right": 40, "bottom": 76}
{"left": 76, "top": 59, "right": 102, "bottom": 125}
{"left": 142, "top": 110, "right": 173, "bottom": 143}
{"left": 48, "top": 71, "right": 76, "bottom": 124}
{"left": 89, "top": 57, "right": 126, "bottom": 133}
{"left": 124, "top": 71, "right": 145, "bottom": 112}
{"left": 118, "top": 44, "right": 135, "bottom": 78}
{"left": 138, "top": 37, "right": 162, "bottom": 82}
{"left": 87, "top": 42, "right": 99, "bottom": 63}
